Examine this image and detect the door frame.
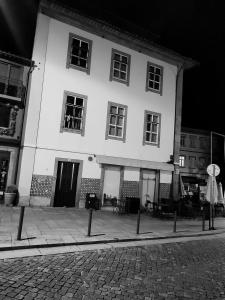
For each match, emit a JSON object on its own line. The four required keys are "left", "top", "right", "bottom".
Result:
{"left": 139, "top": 168, "right": 160, "bottom": 205}
{"left": 51, "top": 157, "right": 83, "bottom": 207}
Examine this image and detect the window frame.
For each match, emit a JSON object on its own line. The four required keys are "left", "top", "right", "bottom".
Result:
{"left": 143, "top": 110, "right": 161, "bottom": 147}
{"left": 60, "top": 91, "right": 87, "bottom": 136}
{"left": 105, "top": 101, "right": 128, "bottom": 142}
{"left": 145, "top": 62, "right": 163, "bottom": 95}
{"left": 109, "top": 49, "right": 131, "bottom": 86}
{"left": 179, "top": 155, "right": 185, "bottom": 167}
{"left": 66, "top": 33, "right": 92, "bottom": 74}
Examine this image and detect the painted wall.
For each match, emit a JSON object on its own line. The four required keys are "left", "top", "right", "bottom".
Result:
{"left": 30, "top": 14, "right": 177, "bottom": 175}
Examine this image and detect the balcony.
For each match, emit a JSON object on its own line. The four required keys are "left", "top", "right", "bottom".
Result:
{"left": 0, "top": 76, "right": 25, "bottom": 101}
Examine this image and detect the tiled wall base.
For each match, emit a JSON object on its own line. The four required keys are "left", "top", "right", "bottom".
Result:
{"left": 159, "top": 183, "right": 171, "bottom": 199}
{"left": 80, "top": 178, "right": 101, "bottom": 208}
{"left": 30, "top": 175, "right": 55, "bottom": 198}
{"left": 121, "top": 181, "right": 139, "bottom": 198}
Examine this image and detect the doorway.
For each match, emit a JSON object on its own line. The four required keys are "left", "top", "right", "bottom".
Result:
{"left": 141, "top": 170, "right": 156, "bottom": 207}
{"left": 54, "top": 161, "right": 79, "bottom": 207}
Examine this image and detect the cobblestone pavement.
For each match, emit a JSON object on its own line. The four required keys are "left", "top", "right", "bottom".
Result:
{"left": 1, "top": 238, "right": 225, "bottom": 299}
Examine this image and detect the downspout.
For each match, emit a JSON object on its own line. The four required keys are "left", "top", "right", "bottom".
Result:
{"left": 172, "top": 63, "right": 184, "bottom": 202}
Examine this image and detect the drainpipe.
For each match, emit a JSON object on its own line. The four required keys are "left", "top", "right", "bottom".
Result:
{"left": 172, "top": 63, "right": 184, "bottom": 202}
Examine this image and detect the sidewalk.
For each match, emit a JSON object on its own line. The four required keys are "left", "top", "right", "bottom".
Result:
{"left": 0, "top": 206, "right": 225, "bottom": 251}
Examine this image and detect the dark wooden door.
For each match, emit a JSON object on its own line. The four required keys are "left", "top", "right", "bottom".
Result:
{"left": 54, "top": 161, "right": 79, "bottom": 207}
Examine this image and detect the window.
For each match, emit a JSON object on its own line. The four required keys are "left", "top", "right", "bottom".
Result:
{"left": 0, "top": 105, "right": 11, "bottom": 128}
{"left": 146, "top": 62, "right": 163, "bottom": 94}
{"left": 189, "top": 156, "right": 196, "bottom": 168}
{"left": 61, "top": 91, "right": 87, "bottom": 135}
{"left": 199, "top": 137, "right": 208, "bottom": 149}
{"left": 0, "top": 61, "right": 23, "bottom": 98}
{"left": 109, "top": 49, "right": 131, "bottom": 85}
{"left": 180, "top": 135, "right": 186, "bottom": 147}
{"left": 179, "top": 155, "right": 185, "bottom": 167}
{"left": 143, "top": 110, "right": 161, "bottom": 146}
{"left": 66, "top": 33, "right": 92, "bottom": 74}
{"left": 105, "top": 102, "right": 127, "bottom": 142}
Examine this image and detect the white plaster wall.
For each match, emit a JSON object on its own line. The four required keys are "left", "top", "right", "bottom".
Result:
{"left": 33, "top": 149, "right": 101, "bottom": 178}
{"left": 31, "top": 14, "right": 177, "bottom": 176}
{"left": 160, "top": 170, "right": 172, "bottom": 183}
{"left": 124, "top": 167, "right": 140, "bottom": 181}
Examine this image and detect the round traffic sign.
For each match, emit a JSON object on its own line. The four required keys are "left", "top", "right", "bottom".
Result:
{"left": 207, "top": 164, "right": 220, "bottom": 176}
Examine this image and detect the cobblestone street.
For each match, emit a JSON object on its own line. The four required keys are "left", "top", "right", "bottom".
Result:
{"left": 1, "top": 237, "right": 225, "bottom": 300}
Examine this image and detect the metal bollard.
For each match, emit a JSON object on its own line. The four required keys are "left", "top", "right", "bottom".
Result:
{"left": 136, "top": 209, "right": 141, "bottom": 234}
{"left": 173, "top": 210, "right": 177, "bottom": 233}
{"left": 202, "top": 208, "right": 205, "bottom": 231}
{"left": 87, "top": 208, "right": 93, "bottom": 237}
{"left": 17, "top": 206, "right": 25, "bottom": 240}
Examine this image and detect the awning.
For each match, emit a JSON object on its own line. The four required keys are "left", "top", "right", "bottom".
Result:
{"left": 96, "top": 155, "right": 174, "bottom": 171}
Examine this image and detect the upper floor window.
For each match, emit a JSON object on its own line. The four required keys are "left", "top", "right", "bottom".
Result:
{"left": 0, "top": 104, "right": 10, "bottom": 128}
{"left": 179, "top": 155, "right": 185, "bottom": 167}
{"left": 66, "top": 33, "right": 92, "bottom": 74}
{"left": 109, "top": 49, "right": 131, "bottom": 86}
{"left": 0, "top": 61, "right": 23, "bottom": 98}
{"left": 143, "top": 110, "right": 161, "bottom": 147}
{"left": 146, "top": 62, "right": 163, "bottom": 95}
{"left": 60, "top": 91, "right": 87, "bottom": 136}
{"left": 189, "top": 156, "right": 196, "bottom": 168}
{"left": 105, "top": 102, "right": 127, "bottom": 142}
{"left": 189, "top": 135, "right": 197, "bottom": 148}
{"left": 180, "top": 134, "right": 186, "bottom": 147}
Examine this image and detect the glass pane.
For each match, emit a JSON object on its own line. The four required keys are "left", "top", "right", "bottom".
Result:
{"left": 120, "top": 63, "right": 127, "bottom": 72}
{"left": 146, "top": 123, "right": 151, "bottom": 131}
{"left": 7, "top": 85, "right": 18, "bottom": 97}
{"left": 81, "top": 41, "right": 88, "bottom": 50}
{"left": 109, "top": 126, "right": 115, "bottom": 135}
{"left": 121, "top": 56, "right": 128, "bottom": 64}
{"left": 0, "top": 62, "right": 8, "bottom": 77}
{"left": 153, "top": 115, "right": 158, "bottom": 123}
{"left": 114, "top": 53, "right": 120, "bottom": 61}
{"left": 154, "top": 82, "right": 159, "bottom": 90}
{"left": 74, "top": 119, "right": 81, "bottom": 130}
{"left": 120, "top": 72, "right": 126, "bottom": 80}
{"left": 117, "top": 116, "right": 124, "bottom": 126}
{"left": 0, "top": 105, "right": 10, "bottom": 127}
{"left": 151, "top": 134, "right": 157, "bottom": 143}
{"left": 116, "top": 127, "right": 122, "bottom": 137}
{"left": 155, "top": 74, "right": 160, "bottom": 82}
{"left": 110, "top": 106, "right": 117, "bottom": 114}
{"left": 146, "top": 132, "right": 150, "bottom": 141}
{"left": 76, "top": 98, "right": 83, "bottom": 106}
{"left": 113, "top": 70, "right": 119, "bottom": 78}
{"left": 118, "top": 107, "right": 124, "bottom": 115}
{"left": 149, "top": 81, "right": 154, "bottom": 88}
{"left": 113, "top": 61, "right": 120, "bottom": 69}
{"left": 147, "top": 114, "right": 152, "bottom": 122}
{"left": 9, "top": 66, "right": 21, "bottom": 80}
{"left": 75, "top": 107, "right": 82, "bottom": 118}
{"left": 72, "top": 38, "right": 80, "bottom": 48}
{"left": 66, "top": 96, "right": 74, "bottom": 104}
{"left": 80, "top": 49, "right": 88, "bottom": 58}
{"left": 79, "top": 59, "right": 87, "bottom": 68}
{"left": 152, "top": 123, "right": 158, "bottom": 133}
{"left": 155, "top": 67, "right": 161, "bottom": 75}
{"left": 0, "top": 82, "right": 5, "bottom": 94}
{"left": 149, "top": 66, "right": 154, "bottom": 73}
{"left": 71, "top": 56, "right": 78, "bottom": 66}
{"left": 66, "top": 105, "right": 73, "bottom": 116}
{"left": 110, "top": 115, "right": 116, "bottom": 125}
{"left": 71, "top": 47, "right": 79, "bottom": 56}
{"left": 149, "top": 73, "right": 154, "bottom": 80}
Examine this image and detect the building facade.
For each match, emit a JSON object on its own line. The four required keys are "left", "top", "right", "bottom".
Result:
{"left": 17, "top": 0, "right": 194, "bottom": 207}
{"left": 0, "top": 51, "right": 33, "bottom": 202}
{"left": 179, "top": 127, "right": 223, "bottom": 199}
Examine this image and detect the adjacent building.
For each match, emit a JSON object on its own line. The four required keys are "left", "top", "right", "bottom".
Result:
{"left": 17, "top": 0, "right": 195, "bottom": 208}
{"left": 0, "top": 51, "right": 33, "bottom": 202}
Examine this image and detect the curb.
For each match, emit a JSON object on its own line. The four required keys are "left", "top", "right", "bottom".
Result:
{"left": 1, "top": 228, "right": 225, "bottom": 252}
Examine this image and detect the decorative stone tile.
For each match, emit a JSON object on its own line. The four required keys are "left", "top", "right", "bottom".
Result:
{"left": 30, "top": 175, "right": 55, "bottom": 198}
{"left": 121, "top": 181, "right": 139, "bottom": 198}
{"left": 159, "top": 183, "right": 171, "bottom": 199}
{"left": 80, "top": 178, "right": 101, "bottom": 205}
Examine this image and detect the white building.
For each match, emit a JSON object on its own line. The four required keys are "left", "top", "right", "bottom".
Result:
{"left": 17, "top": 0, "right": 195, "bottom": 208}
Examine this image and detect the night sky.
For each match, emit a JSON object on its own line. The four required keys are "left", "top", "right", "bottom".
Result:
{"left": 1, "top": 0, "right": 225, "bottom": 134}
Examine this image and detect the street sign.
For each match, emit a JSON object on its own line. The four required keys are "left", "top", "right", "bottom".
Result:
{"left": 207, "top": 164, "right": 220, "bottom": 177}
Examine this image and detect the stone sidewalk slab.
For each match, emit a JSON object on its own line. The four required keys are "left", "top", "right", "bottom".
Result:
{"left": 0, "top": 206, "right": 224, "bottom": 252}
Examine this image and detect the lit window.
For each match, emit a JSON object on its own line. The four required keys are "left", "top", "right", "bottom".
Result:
{"left": 61, "top": 91, "right": 87, "bottom": 135}
{"left": 110, "top": 49, "right": 131, "bottom": 85}
{"left": 105, "top": 102, "right": 127, "bottom": 142}
{"left": 66, "top": 33, "right": 92, "bottom": 74}
{"left": 143, "top": 110, "right": 161, "bottom": 147}
{"left": 179, "top": 155, "right": 185, "bottom": 167}
{"left": 146, "top": 62, "right": 163, "bottom": 94}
